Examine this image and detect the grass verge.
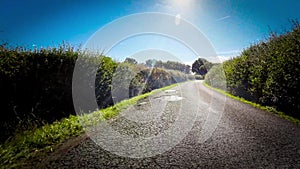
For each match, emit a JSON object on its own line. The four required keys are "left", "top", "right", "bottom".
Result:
{"left": 0, "top": 83, "right": 178, "bottom": 169}
{"left": 203, "top": 82, "right": 300, "bottom": 125}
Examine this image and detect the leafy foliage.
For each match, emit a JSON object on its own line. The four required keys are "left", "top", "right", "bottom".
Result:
{"left": 0, "top": 45, "right": 118, "bottom": 142}
{"left": 204, "top": 64, "right": 226, "bottom": 90}
{"left": 145, "top": 59, "right": 191, "bottom": 74}
{"left": 0, "top": 83, "right": 178, "bottom": 169}
{"left": 0, "top": 44, "right": 78, "bottom": 142}
{"left": 0, "top": 44, "right": 194, "bottom": 143}
{"left": 124, "top": 57, "right": 138, "bottom": 64}
{"left": 192, "top": 58, "right": 213, "bottom": 76}
{"left": 95, "top": 56, "right": 118, "bottom": 108}
{"left": 113, "top": 62, "right": 194, "bottom": 101}
{"left": 205, "top": 21, "right": 300, "bottom": 119}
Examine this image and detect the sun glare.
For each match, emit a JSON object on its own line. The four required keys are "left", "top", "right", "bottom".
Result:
{"left": 167, "top": 0, "right": 194, "bottom": 10}
{"left": 164, "top": 0, "right": 196, "bottom": 17}
{"left": 171, "top": 0, "right": 193, "bottom": 8}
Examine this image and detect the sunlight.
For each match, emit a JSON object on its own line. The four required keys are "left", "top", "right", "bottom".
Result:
{"left": 164, "top": 0, "right": 196, "bottom": 18}
{"left": 170, "top": 0, "right": 194, "bottom": 9}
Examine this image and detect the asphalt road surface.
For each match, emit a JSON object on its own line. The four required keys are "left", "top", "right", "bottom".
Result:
{"left": 39, "top": 81, "right": 300, "bottom": 168}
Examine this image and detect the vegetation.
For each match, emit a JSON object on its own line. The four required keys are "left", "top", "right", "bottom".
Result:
{"left": 204, "top": 63, "right": 226, "bottom": 90}
{"left": 112, "top": 59, "right": 194, "bottom": 101}
{"left": 0, "top": 44, "right": 121, "bottom": 142}
{"left": 124, "top": 57, "right": 138, "bottom": 65}
{"left": 0, "top": 44, "right": 78, "bottom": 142}
{"left": 0, "top": 43, "right": 194, "bottom": 143}
{"left": 192, "top": 58, "right": 213, "bottom": 76}
{"left": 203, "top": 83, "right": 300, "bottom": 125}
{"left": 145, "top": 59, "right": 191, "bottom": 74}
{"left": 205, "top": 21, "right": 300, "bottom": 119}
{"left": 0, "top": 83, "right": 178, "bottom": 169}
{"left": 0, "top": 42, "right": 186, "bottom": 168}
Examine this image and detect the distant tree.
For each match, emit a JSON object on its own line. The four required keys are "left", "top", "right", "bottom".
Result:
{"left": 124, "top": 57, "right": 138, "bottom": 64}
{"left": 155, "top": 60, "right": 163, "bottom": 68}
{"left": 145, "top": 59, "right": 156, "bottom": 67}
{"left": 192, "top": 58, "right": 212, "bottom": 75}
{"left": 184, "top": 65, "right": 191, "bottom": 74}
{"left": 145, "top": 60, "right": 191, "bottom": 74}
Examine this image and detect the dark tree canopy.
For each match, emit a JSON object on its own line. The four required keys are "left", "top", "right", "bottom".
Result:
{"left": 124, "top": 57, "right": 138, "bottom": 64}
{"left": 192, "top": 58, "right": 213, "bottom": 75}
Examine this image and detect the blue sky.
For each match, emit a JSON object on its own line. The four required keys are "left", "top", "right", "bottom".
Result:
{"left": 1, "top": 0, "right": 300, "bottom": 63}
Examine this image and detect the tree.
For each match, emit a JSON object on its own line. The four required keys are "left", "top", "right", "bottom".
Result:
{"left": 145, "top": 59, "right": 156, "bottom": 67}
{"left": 184, "top": 65, "right": 191, "bottom": 74}
{"left": 145, "top": 59, "right": 191, "bottom": 74}
{"left": 124, "top": 57, "right": 138, "bottom": 64}
{"left": 192, "top": 58, "right": 212, "bottom": 75}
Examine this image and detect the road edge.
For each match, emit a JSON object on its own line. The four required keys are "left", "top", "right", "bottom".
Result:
{"left": 203, "top": 82, "right": 300, "bottom": 126}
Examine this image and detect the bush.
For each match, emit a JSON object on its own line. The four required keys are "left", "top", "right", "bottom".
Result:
{"left": 0, "top": 44, "right": 78, "bottom": 142}
{"left": 205, "top": 21, "right": 300, "bottom": 119}
{"left": 0, "top": 45, "right": 117, "bottom": 142}
{"left": 0, "top": 44, "right": 194, "bottom": 142}
{"left": 204, "top": 64, "right": 226, "bottom": 90}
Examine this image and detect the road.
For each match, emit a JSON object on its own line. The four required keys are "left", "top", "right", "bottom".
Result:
{"left": 39, "top": 81, "right": 300, "bottom": 168}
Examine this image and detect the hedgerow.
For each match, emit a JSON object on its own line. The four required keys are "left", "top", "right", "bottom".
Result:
{"left": 0, "top": 44, "right": 194, "bottom": 142}
{"left": 0, "top": 44, "right": 119, "bottom": 142}
{"left": 205, "top": 21, "right": 300, "bottom": 119}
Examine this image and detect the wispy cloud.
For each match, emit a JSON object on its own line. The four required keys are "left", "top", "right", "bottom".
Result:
{"left": 217, "top": 50, "right": 241, "bottom": 56}
{"left": 216, "top": 15, "right": 231, "bottom": 21}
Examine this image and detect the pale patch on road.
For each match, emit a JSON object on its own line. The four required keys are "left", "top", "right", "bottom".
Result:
{"left": 164, "top": 95, "right": 183, "bottom": 101}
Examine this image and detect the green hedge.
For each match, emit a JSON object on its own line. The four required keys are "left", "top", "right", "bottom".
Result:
{"left": 205, "top": 22, "right": 300, "bottom": 119}
{"left": 0, "top": 45, "right": 118, "bottom": 142}
{"left": 0, "top": 44, "right": 194, "bottom": 142}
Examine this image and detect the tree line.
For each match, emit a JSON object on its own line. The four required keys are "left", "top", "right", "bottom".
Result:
{"left": 143, "top": 59, "right": 191, "bottom": 74}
